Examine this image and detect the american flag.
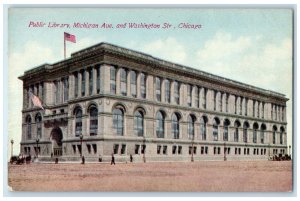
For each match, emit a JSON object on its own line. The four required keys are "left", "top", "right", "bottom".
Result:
{"left": 28, "top": 91, "right": 44, "bottom": 110}
{"left": 64, "top": 32, "right": 76, "bottom": 43}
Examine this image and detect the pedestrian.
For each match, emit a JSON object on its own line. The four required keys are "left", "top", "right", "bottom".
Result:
{"left": 81, "top": 155, "right": 85, "bottom": 164}
{"left": 130, "top": 154, "right": 133, "bottom": 163}
{"left": 111, "top": 154, "right": 115, "bottom": 165}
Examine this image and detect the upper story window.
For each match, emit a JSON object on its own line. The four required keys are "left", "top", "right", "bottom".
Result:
{"left": 63, "top": 77, "right": 69, "bottom": 102}
{"left": 213, "top": 90, "right": 217, "bottom": 111}
{"left": 74, "top": 72, "right": 78, "bottom": 98}
{"left": 54, "top": 81, "right": 60, "bottom": 104}
{"left": 155, "top": 77, "right": 161, "bottom": 102}
{"left": 113, "top": 108, "right": 124, "bottom": 136}
{"left": 203, "top": 88, "right": 207, "bottom": 109}
{"left": 89, "top": 106, "right": 98, "bottom": 136}
{"left": 171, "top": 113, "right": 180, "bottom": 139}
{"left": 187, "top": 84, "right": 192, "bottom": 107}
{"left": 120, "top": 68, "right": 127, "bottom": 96}
{"left": 134, "top": 110, "right": 144, "bottom": 137}
{"left": 243, "top": 122, "right": 249, "bottom": 143}
{"left": 262, "top": 102, "right": 265, "bottom": 119}
{"left": 219, "top": 92, "right": 222, "bottom": 112}
{"left": 131, "top": 71, "right": 137, "bottom": 98}
{"left": 174, "top": 81, "right": 180, "bottom": 104}
{"left": 188, "top": 115, "right": 196, "bottom": 139}
{"left": 253, "top": 123, "right": 258, "bottom": 143}
{"left": 35, "top": 113, "right": 42, "bottom": 139}
{"left": 88, "top": 68, "right": 93, "bottom": 95}
{"left": 253, "top": 100, "right": 256, "bottom": 117}
{"left": 81, "top": 71, "right": 85, "bottom": 96}
{"left": 156, "top": 111, "right": 165, "bottom": 138}
{"left": 97, "top": 66, "right": 101, "bottom": 94}
{"left": 234, "top": 95, "right": 237, "bottom": 114}
{"left": 195, "top": 87, "right": 199, "bottom": 108}
{"left": 225, "top": 93, "right": 229, "bottom": 113}
{"left": 75, "top": 107, "right": 83, "bottom": 137}
{"left": 239, "top": 97, "right": 242, "bottom": 115}
{"left": 140, "top": 73, "right": 146, "bottom": 99}
{"left": 200, "top": 116, "right": 207, "bottom": 140}
{"left": 165, "top": 79, "right": 170, "bottom": 103}
{"left": 26, "top": 115, "right": 32, "bottom": 140}
{"left": 245, "top": 98, "right": 248, "bottom": 116}
{"left": 110, "top": 66, "right": 116, "bottom": 94}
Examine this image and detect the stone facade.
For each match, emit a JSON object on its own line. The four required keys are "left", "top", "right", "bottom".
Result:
{"left": 18, "top": 42, "right": 288, "bottom": 162}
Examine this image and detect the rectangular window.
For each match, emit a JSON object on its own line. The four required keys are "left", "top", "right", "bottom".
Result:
{"left": 187, "top": 84, "right": 192, "bottom": 107}
{"left": 253, "top": 100, "right": 256, "bottom": 117}
{"left": 157, "top": 145, "right": 161, "bottom": 154}
{"left": 172, "top": 145, "right": 177, "bottom": 155}
{"left": 140, "top": 73, "right": 146, "bottom": 98}
{"left": 89, "top": 68, "right": 93, "bottom": 95}
{"left": 120, "top": 68, "right": 127, "bottom": 96}
{"left": 226, "top": 93, "right": 229, "bottom": 112}
{"left": 214, "top": 147, "right": 216, "bottom": 155}
{"left": 219, "top": 92, "right": 222, "bottom": 112}
{"left": 81, "top": 71, "right": 85, "bottom": 96}
{"left": 54, "top": 81, "right": 59, "bottom": 104}
{"left": 189, "top": 146, "right": 193, "bottom": 155}
{"left": 262, "top": 102, "right": 265, "bottom": 119}
{"left": 92, "top": 144, "right": 97, "bottom": 154}
{"left": 254, "top": 148, "right": 256, "bottom": 155}
{"left": 113, "top": 144, "right": 119, "bottom": 155}
{"left": 257, "top": 101, "right": 260, "bottom": 118}
{"left": 178, "top": 146, "right": 182, "bottom": 155}
{"left": 87, "top": 144, "right": 91, "bottom": 154}
{"left": 110, "top": 66, "right": 116, "bottom": 94}
{"left": 72, "top": 145, "right": 76, "bottom": 154}
{"left": 247, "top": 148, "right": 250, "bottom": 155}
{"left": 135, "top": 145, "right": 140, "bottom": 154}
{"left": 97, "top": 66, "right": 101, "bottom": 94}
{"left": 163, "top": 145, "right": 167, "bottom": 155}
{"left": 234, "top": 95, "right": 237, "bottom": 114}
{"left": 165, "top": 79, "right": 170, "bottom": 103}
{"left": 203, "top": 88, "right": 207, "bottom": 109}
{"left": 239, "top": 97, "right": 242, "bottom": 115}
{"left": 195, "top": 87, "right": 199, "bottom": 108}
{"left": 74, "top": 72, "right": 78, "bottom": 98}
{"left": 239, "top": 148, "right": 241, "bottom": 155}
{"left": 245, "top": 98, "right": 248, "bottom": 116}
{"left": 121, "top": 144, "right": 126, "bottom": 155}
{"left": 218, "top": 147, "right": 221, "bottom": 154}
{"left": 201, "top": 146, "right": 204, "bottom": 154}
{"left": 205, "top": 146, "right": 208, "bottom": 154}
{"left": 141, "top": 145, "right": 146, "bottom": 154}
{"left": 174, "top": 81, "right": 180, "bottom": 104}
{"left": 213, "top": 91, "right": 217, "bottom": 111}
{"left": 63, "top": 77, "right": 69, "bottom": 102}
{"left": 156, "top": 77, "right": 161, "bottom": 101}
{"left": 193, "top": 147, "right": 197, "bottom": 154}
{"left": 131, "top": 71, "right": 137, "bottom": 97}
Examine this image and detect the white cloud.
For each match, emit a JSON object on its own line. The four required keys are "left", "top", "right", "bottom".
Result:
{"left": 141, "top": 37, "right": 187, "bottom": 64}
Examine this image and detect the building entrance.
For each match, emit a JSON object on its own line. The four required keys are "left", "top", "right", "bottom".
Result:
{"left": 50, "top": 127, "right": 63, "bottom": 156}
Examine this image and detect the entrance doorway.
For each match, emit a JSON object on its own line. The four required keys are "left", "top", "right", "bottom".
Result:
{"left": 50, "top": 127, "right": 63, "bottom": 156}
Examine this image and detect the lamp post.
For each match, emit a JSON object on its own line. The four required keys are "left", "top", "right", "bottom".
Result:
{"left": 10, "top": 139, "right": 14, "bottom": 158}
{"left": 36, "top": 138, "right": 40, "bottom": 158}
{"left": 143, "top": 136, "right": 146, "bottom": 163}
{"left": 79, "top": 134, "right": 83, "bottom": 157}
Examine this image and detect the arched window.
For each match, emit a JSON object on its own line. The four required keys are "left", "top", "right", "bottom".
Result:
{"left": 113, "top": 108, "right": 124, "bottom": 136}
{"left": 273, "top": 126, "right": 277, "bottom": 144}
{"left": 223, "top": 119, "right": 230, "bottom": 141}
{"left": 234, "top": 120, "right": 241, "bottom": 142}
{"left": 253, "top": 123, "right": 258, "bottom": 143}
{"left": 75, "top": 107, "right": 82, "bottom": 137}
{"left": 213, "top": 117, "right": 220, "bottom": 141}
{"left": 188, "top": 115, "right": 196, "bottom": 139}
{"left": 243, "top": 122, "right": 249, "bottom": 143}
{"left": 280, "top": 127, "right": 284, "bottom": 145}
{"left": 200, "top": 116, "right": 207, "bottom": 140}
{"left": 172, "top": 113, "right": 180, "bottom": 139}
{"left": 120, "top": 68, "right": 127, "bottom": 96}
{"left": 260, "top": 124, "right": 266, "bottom": 144}
{"left": 26, "top": 115, "right": 32, "bottom": 140}
{"left": 156, "top": 111, "right": 165, "bottom": 138}
{"left": 134, "top": 110, "right": 144, "bottom": 137}
{"left": 35, "top": 113, "right": 42, "bottom": 139}
{"left": 89, "top": 106, "right": 98, "bottom": 136}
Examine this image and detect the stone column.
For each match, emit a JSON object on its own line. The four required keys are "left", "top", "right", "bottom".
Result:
{"left": 147, "top": 75, "right": 154, "bottom": 101}
{"left": 92, "top": 67, "right": 97, "bottom": 95}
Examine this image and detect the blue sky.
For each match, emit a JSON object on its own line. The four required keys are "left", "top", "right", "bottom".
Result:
{"left": 8, "top": 8, "right": 293, "bottom": 155}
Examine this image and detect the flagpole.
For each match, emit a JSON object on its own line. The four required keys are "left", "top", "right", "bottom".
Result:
{"left": 64, "top": 33, "right": 66, "bottom": 59}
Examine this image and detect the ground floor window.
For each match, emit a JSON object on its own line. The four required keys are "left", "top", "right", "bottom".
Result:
{"left": 135, "top": 145, "right": 140, "bottom": 154}
{"left": 113, "top": 144, "right": 119, "bottom": 154}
